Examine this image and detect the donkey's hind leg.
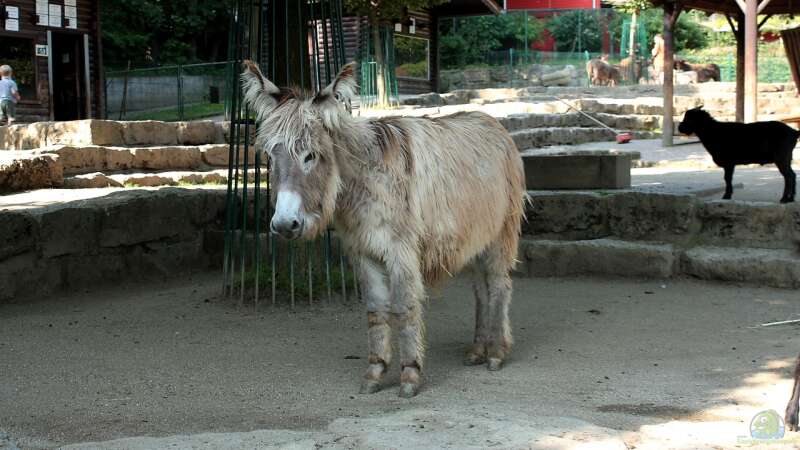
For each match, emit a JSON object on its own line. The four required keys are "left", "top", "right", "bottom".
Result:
{"left": 464, "top": 259, "right": 490, "bottom": 366}
{"left": 357, "top": 257, "right": 392, "bottom": 394}
{"left": 481, "top": 238, "right": 516, "bottom": 371}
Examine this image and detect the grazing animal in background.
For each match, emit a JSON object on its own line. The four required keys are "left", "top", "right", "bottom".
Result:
{"left": 618, "top": 56, "right": 641, "bottom": 83}
{"left": 587, "top": 56, "right": 620, "bottom": 86}
{"left": 674, "top": 58, "right": 720, "bottom": 82}
{"left": 241, "top": 61, "right": 526, "bottom": 398}
{"left": 786, "top": 354, "right": 800, "bottom": 431}
{"left": 678, "top": 107, "right": 798, "bottom": 203}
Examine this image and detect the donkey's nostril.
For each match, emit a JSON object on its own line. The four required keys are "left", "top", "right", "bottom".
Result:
{"left": 290, "top": 220, "right": 300, "bottom": 231}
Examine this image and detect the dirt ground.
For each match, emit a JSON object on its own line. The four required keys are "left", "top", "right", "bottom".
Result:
{"left": 2, "top": 273, "right": 800, "bottom": 449}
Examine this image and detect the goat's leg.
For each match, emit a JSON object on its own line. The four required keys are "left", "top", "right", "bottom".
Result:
{"left": 388, "top": 251, "right": 426, "bottom": 398}
{"left": 785, "top": 353, "right": 800, "bottom": 431}
{"left": 357, "top": 257, "right": 392, "bottom": 394}
{"left": 777, "top": 160, "right": 796, "bottom": 203}
{"left": 723, "top": 165, "right": 735, "bottom": 200}
{"left": 465, "top": 257, "right": 490, "bottom": 366}
{"left": 482, "top": 241, "right": 515, "bottom": 371}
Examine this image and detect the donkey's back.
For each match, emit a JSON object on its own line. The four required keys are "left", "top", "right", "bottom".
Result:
{"left": 390, "top": 111, "right": 525, "bottom": 284}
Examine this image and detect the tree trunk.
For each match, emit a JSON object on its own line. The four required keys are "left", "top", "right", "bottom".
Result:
{"left": 629, "top": 10, "right": 638, "bottom": 81}
{"left": 372, "top": 23, "right": 390, "bottom": 107}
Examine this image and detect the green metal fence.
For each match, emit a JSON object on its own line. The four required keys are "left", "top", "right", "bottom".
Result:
{"left": 223, "top": 0, "right": 357, "bottom": 309}
{"left": 105, "top": 61, "right": 230, "bottom": 121}
{"left": 359, "top": 25, "right": 400, "bottom": 109}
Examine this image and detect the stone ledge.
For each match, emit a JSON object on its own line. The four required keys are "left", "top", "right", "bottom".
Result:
{"left": 523, "top": 238, "right": 676, "bottom": 279}
{"left": 681, "top": 246, "right": 800, "bottom": 289}
{"left": 521, "top": 238, "right": 800, "bottom": 288}
{"left": 0, "top": 188, "right": 227, "bottom": 302}
{"left": 0, "top": 120, "right": 228, "bottom": 150}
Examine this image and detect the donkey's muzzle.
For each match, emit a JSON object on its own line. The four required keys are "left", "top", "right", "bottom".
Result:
{"left": 271, "top": 216, "right": 304, "bottom": 240}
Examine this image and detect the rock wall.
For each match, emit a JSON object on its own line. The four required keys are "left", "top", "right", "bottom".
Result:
{"left": 0, "top": 188, "right": 227, "bottom": 302}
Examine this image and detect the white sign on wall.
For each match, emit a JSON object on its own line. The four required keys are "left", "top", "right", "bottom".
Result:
{"left": 5, "top": 6, "right": 19, "bottom": 32}
{"left": 36, "top": 44, "right": 49, "bottom": 57}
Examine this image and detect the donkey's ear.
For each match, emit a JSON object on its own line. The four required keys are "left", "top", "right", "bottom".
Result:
{"left": 313, "top": 62, "right": 357, "bottom": 127}
{"left": 241, "top": 60, "right": 280, "bottom": 119}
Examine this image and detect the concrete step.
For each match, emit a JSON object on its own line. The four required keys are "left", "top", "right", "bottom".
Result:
{"left": 0, "top": 119, "right": 229, "bottom": 150}
{"left": 0, "top": 151, "right": 62, "bottom": 193}
{"left": 498, "top": 112, "right": 662, "bottom": 133}
{"left": 520, "top": 237, "right": 800, "bottom": 288}
{"left": 38, "top": 144, "right": 256, "bottom": 175}
{"left": 63, "top": 169, "right": 260, "bottom": 189}
{"left": 511, "top": 127, "right": 658, "bottom": 149}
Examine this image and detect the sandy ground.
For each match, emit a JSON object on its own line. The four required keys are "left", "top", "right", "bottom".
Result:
{"left": 2, "top": 273, "right": 800, "bottom": 449}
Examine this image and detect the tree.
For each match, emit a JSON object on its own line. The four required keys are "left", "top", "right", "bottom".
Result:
{"left": 344, "top": 0, "right": 447, "bottom": 107}
{"left": 547, "top": 11, "right": 604, "bottom": 53}
{"left": 102, "top": 0, "right": 232, "bottom": 69}
{"left": 438, "top": 12, "right": 544, "bottom": 69}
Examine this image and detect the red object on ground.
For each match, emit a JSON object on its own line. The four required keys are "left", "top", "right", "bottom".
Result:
{"left": 616, "top": 133, "right": 633, "bottom": 144}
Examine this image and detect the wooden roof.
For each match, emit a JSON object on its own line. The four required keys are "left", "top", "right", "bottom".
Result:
{"left": 650, "top": 0, "right": 800, "bottom": 16}
{"left": 432, "top": 0, "right": 503, "bottom": 16}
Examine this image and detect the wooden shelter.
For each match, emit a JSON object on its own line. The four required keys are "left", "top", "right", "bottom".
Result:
{"left": 0, "top": 1, "right": 103, "bottom": 122}
{"left": 651, "top": 0, "right": 799, "bottom": 145}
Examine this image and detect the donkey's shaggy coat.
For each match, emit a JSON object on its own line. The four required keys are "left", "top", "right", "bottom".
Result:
{"left": 241, "top": 61, "right": 526, "bottom": 397}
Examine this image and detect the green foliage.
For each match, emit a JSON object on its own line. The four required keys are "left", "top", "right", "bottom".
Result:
{"left": 638, "top": 8, "right": 709, "bottom": 51}
{"left": 102, "top": 0, "right": 231, "bottom": 69}
{"left": 344, "top": 0, "right": 447, "bottom": 23}
{"left": 546, "top": 11, "right": 603, "bottom": 52}
{"left": 438, "top": 12, "right": 544, "bottom": 69}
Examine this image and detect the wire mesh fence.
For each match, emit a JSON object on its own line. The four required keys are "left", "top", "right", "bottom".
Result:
{"left": 105, "top": 61, "right": 230, "bottom": 122}
{"left": 440, "top": 49, "right": 650, "bottom": 91}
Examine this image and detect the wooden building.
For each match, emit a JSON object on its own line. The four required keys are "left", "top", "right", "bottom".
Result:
{"left": 341, "top": 0, "right": 502, "bottom": 94}
{"left": 0, "top": 0, "right": 103, "bottom": 122}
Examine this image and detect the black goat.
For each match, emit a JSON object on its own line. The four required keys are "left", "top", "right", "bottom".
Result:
{"left": 786, "top": 353, "right": 800, "bottom": 431}
{"left": 678, "top": 107, "right": 798, "bottom": 203}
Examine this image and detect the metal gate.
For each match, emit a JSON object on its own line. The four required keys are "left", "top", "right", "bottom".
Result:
{"left": 222, "top": 0, "right": 358, "bottom": 308}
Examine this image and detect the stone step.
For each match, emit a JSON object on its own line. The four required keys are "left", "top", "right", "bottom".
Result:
{"left": 38, "top": 144, "right": 256, "bottom": 175}
{"left": 522, "top": 150, "right": 637, "bottom": 190}
{"left": 498, "top": 112, "right": 662, "bottom": 133}
{"left": 0, "top": 119, "right": 229, "bottom": 150}
{"left": 0, "top": 152, "right": 62, "bottom": 193}
{"left": 520, "top": 238, "right": 800, "bottom": 288}
{"left": 510, "top": 127, "right": 658, "bottom": 149}
{"left": 63, "top": 169, "right": 260, "bottom": 189}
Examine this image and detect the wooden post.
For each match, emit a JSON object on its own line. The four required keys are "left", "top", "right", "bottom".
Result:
{"left": 662, "top": 2, "right": 676, "bottom": 147}
{"left": 744, "top": 0, "right": 758, "bottom": 122}
{"left": 735, "top": 13, "right": 745, "bottom": 122}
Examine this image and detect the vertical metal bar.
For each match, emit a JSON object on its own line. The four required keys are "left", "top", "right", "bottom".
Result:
{"left": 307, "top": 240, "right": 313, "bottom": 306}
{"left": 271, "top": 234, "right": 277, "bottom": 306}
{"left": 297, "top": 0, "right": 305, "bottom": 88}
{"left": 238, "top": 4, "right": 253, "bottom": 308}
{"left": 177, "top": 64, "right": 184, "bottom": 121}
{"left": 338, "top": 239, "right": 346, "bottom": 302}
{"left": 320, "top": 0, "right": 332, "bottom": 83}
{"left": 310, "top": 0, "right": 322, "bottom": 91}
{"left": 285, "top": 0, "right": 290, "bottom": 83}
{"left": 289, "top": 242, "right": 295, "bottom": 308}
{"left": 325, "top": 229, "right": 332, "bottom": 303}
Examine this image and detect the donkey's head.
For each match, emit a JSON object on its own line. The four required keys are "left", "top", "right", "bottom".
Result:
{"left": 241, "top": 60, "right": 356, "bottom": 240}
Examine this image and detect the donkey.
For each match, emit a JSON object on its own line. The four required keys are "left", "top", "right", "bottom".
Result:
{"left": 241, "top": 60, "right": 526, "bottom": 397}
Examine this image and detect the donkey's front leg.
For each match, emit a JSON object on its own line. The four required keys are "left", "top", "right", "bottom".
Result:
{"left": 389, "top": 256, "right": 426, "bottom": 398}
{"left": 357, "top": 258, "right": 392, "bottom": 394}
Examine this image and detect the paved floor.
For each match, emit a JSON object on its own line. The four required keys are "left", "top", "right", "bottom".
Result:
{"left": 2, "top": 273, "right": 800, "bottom": 449}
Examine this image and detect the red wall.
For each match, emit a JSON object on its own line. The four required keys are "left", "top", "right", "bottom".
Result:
{"left": 506, "top": 0, "right": 597, "bottom": 9}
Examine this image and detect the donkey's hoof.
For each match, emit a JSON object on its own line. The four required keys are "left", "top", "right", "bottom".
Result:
{"left": 487, "top": 358, "right": 504, "bottom": 371}
{"left": 359, "top": 380, "right": 382, "bottom": 394}
{"left": 464, "top": 352, "right": 486, "bottom": 366}
{"left": 398, "top": 382, "right": 419, "bottom": 398}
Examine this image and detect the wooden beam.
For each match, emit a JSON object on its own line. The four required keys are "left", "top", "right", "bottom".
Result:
{"left": 744, "top": 0, "right": 758, "bottom": 122}
{"left": 758, "top": 13, "right": 773, "bottom": 28}
{"left": 725, "top": 13, "right": 738, "bottom": 34}
{"left": 735, "top": 12, "right": 745, "bottom": 122}
{"left": 735, "top": 0, "right": 747, "bottom": 12}
{"left": 757, "top": 0, "right": 774, "bottom": 14}
{"left": 663, "top": 1, "right": 676, "bottom": 146}
{"left": 478, "top": 0, "right": 503, "bottom": 15}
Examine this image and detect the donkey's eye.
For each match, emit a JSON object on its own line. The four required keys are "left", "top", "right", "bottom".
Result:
{"left": 304, "top": 153, "right": 316, "bottom": 163}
